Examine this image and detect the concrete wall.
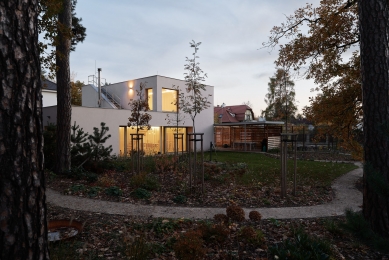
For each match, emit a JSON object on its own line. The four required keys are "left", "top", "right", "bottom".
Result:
{"left": 82, "top": 84, "right": 115, "bottom": 109}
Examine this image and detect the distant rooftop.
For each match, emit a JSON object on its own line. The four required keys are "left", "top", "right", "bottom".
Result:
{"left": 42, "top": 79, "right": 57, "bottom": 91}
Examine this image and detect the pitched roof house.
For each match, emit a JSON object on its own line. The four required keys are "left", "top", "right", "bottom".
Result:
{"left": 214, "top": 104, "right": 254, "bottom": 123}
{"left": 42, "top": 79, "right": 57, "bottom": 107}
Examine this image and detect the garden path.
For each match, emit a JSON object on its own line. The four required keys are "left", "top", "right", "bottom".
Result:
{"left": 46, "top": 162, "right": 362, "bottom": 220}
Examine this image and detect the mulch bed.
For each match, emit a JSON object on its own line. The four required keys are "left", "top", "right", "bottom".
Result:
{"left": 47, "top": 204, "right": 389, "bottom": 260}
{"left": 46, "top": 170, "right": 335, "bottom": 209}
{"left": 46, "top": 151, "right": 352, "bottom": 209}
{"left": 47, "top": 152, "right": 389, "bottom": 259}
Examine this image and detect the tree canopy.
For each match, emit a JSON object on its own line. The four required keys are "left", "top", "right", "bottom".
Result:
{"left": 261, "top": 68, "right": 297, "bottom": 123}
{"left": 263, "top": 0, "right": 361, "bottom": 156}
{"left": 265, "top": 0, "right": 389, "bottom": 238}
{"left": 38, "top": 0, "right": 86, "bottom": 79}
{"left": 180, "top": 41, "right": 211, "bottom": 133}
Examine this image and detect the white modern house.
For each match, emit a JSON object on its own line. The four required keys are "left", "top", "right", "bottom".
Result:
{"left": 43, "top": 75, "right": 214, "bottom": 156}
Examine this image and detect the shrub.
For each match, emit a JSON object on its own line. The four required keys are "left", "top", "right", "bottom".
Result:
{"left": 84, "top": 172, "right": 98, "bottom": 183}
{"left": 249, "top": 211, "right": 262, "bottom": 222}
{"left": 97, "top": 174, "right": 116, "bottom": 188}
{"left": 70, "top": 184, "right": 86, "bottom": 193}
{"left": 173, "top": 229, "right": 206, "bottom": 260}
{"left": 204, "top": 162, "right": 222, "bottom": 175}
{"left": 213, "top": 214, "right": 229, "bottom": 225}
{"left": 148, "top": 218, "right": 177, "bottom": 237}
{"left": 68, "top": 167, "right": 97, "bottom": 183}
{"left": 130, "top": 173, "right": 160, "bottom": 191}
{"left": 226, "top": 204, "right": 245, "bottom": 222}
{"left": 154, "top": 154, "right": 177, "bottom": 174}
{"left": 199, "top": 223, "right": 230, "bottom": 243}
{"left": 269, "top": 228, "right": 332, "bottom": 260}
{"left": 341, "top": 209, "right": 389, "bottom": 253}
{"left": 88, "top": 186, "right": 101, "bottom": 197}
{"left": 123, "top": 234, "right": 150, "bottom": 260}
{"left": 173, "top": 195, "right": 187, "bottom": 204}
{"left": 105, "top": 186, "right": 123, "bottom": 196}
{"left": 323, "top": 219, "right": 344, "bottom": 236}
{"left": 238, "top": 226, "right": 265, "bottom": 247}
{"left": 131, "top": 188, "right": 151, "bottom": 199}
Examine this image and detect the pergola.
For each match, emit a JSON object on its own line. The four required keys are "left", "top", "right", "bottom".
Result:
{"left": 214, "top": 121, "right": 284, "bottom": 151}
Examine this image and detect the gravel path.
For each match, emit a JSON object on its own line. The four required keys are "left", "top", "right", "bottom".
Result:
{"left": 46, "top": 162, "right": 362, "bottom": 220}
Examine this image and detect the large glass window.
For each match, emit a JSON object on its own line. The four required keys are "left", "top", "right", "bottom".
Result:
{"left": 162, "top": 88, "right": 178, "bottom": 112}
{"left": 146, "top": 89, "right": 153, "bottom": 110}
{"left": 165, "top": 127, "right": 186, "bottom": 153}
{"left": 119, "top": 126, "right": 160, "bottom": 155}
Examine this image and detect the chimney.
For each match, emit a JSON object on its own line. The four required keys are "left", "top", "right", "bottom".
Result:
{"left": 218, "top": 114, "right": 223, "bottom": 124}
{"left": 98, "top": 68, "right": 102, "bottom": 107}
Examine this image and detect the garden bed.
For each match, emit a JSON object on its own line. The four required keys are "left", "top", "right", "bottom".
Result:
{"left": 46, "top": 152, "right": 357, "bottom": 208}
{"left": 47, "top": 204, "right": 389, "bottom": 259}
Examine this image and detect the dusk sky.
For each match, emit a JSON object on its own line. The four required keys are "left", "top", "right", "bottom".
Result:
{"left": 69, "top": 0, "right": 322, "bottom": 117}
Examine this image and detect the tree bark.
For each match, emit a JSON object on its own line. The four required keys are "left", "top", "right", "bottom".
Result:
{"left": 0, "top": 0, "right": 49, "bottom": 259}
{"left": 56, "top": 0, "right": 72, "bottom": 174}
{"left": 359, "top": 0, "right": 389, "bottom": 238}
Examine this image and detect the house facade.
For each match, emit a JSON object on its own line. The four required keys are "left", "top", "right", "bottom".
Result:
{"left": 213, "top": 104, "right": 283, "bottom": 151}
{"left": 42, "top": 79, "right": 57, "bottom": 107}
{"left": 214, "top": 104, "right": 254, "bottom": 123}
{"left": 43, "top": 75, "right": 214, "bottom": 156}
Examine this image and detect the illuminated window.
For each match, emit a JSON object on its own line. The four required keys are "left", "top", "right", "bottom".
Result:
{"left": 146, "top": 89, "right": 153, "bottom": 110}
{"left": 119, "top": 126, "right": 160, "bottom": 155}
{"left": 162, "top": 88, "right": 177, "bottom": 112}
{"left": 165, "top": 127, "right": 186, "bottom": 153}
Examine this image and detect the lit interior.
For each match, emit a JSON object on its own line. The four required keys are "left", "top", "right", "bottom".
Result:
{"left": 162, "top": 88, "right": 177, "bottom": 112}
{"left": 147, "top": 89, "right": 153, "bottom": 110}
{"left": 165, "top": 127, "right": 186, "bottom": 153}
{"left": 119, "top": 126, "right": 187, "bottom": 155}
{"left": 119, "top": 126, "right": 160, "bottom": 155}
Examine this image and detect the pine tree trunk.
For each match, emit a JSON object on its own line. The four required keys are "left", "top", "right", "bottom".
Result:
{"left": 359, "top": 0, "right": 389, "bottom": 238}
{"left": 56, "top": 0, "right": 72, "bottom": 174}
{"left": 0, "top": 0, "right": 49, "bottom": 259}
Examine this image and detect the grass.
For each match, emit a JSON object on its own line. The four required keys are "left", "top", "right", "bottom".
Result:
{"left": 204, "top": 151, "right": 358, "bottom": 187}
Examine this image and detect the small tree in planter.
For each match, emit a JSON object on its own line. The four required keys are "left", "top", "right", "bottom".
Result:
{"left": 179, "top": 40, "right": 211, "bottom": 193}
{"left": 128, "top": 82, "right": 152, "bottom": 173}
{"left": 165, "top": 85, "right": 186, "bottom": 159}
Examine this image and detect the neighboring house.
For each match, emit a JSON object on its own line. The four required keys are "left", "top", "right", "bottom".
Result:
{"left": 213, "top": 103, "right": 283, "bottom": 151}
{"left": 214, "top": 104, "right": 254, "bottom": 123}
{"left": 42, "top": 79, "right": 57, "bottom": 107}
{"left": 43, "top": 75, "right": 214, "bottom": 156}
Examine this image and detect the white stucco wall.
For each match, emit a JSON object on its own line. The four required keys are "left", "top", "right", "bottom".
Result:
{"left": 42, "top": 100, "right": 214, "bottom": 155}
{"left": 45, "top": 75, "right": 214, "bottom": 155}
{"left": 82, "top": 84, "right": 113, "bottom": 109}
{"left": 42, "top": 90, "right": 57, "bottom": 107}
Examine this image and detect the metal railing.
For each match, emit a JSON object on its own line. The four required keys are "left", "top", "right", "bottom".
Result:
{"left": 101, "top": 87, "right": 122, "bottom": 109}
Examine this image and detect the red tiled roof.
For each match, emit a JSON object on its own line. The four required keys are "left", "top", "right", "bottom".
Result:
{"left": 214, "top": 105, "right": 253, "bottom": 123}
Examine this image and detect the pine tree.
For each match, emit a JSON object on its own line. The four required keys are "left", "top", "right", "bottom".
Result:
{"left": 87, "top": 122, "right": 113, "bottom": 162}
{"left": 262, "top": 68, "right": 297, "bottom": 125}
{"left": 70, "top": 122, "right": 90, "bottom": 167}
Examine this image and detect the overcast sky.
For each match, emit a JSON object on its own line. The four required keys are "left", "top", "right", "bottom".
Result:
{"left": 69, "top": 0, "right": 321, "bottom": 117}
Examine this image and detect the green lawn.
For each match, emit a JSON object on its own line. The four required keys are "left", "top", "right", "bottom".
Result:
{"left": 204, "top": 151, "right": 358, "bottom": 187}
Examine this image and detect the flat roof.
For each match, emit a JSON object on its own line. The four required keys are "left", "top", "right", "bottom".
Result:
{"left": 214, "top": 121, "right": 284, "bottom": 126}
